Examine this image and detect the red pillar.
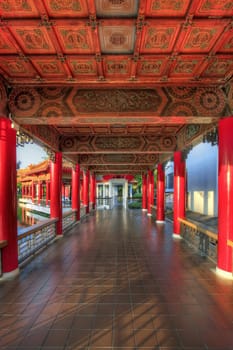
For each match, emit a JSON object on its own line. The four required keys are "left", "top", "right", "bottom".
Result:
{"left": 31, "top": 181, "right": 35, "bottom": 202}
{"left": 142, "top": 174, "right": 147, "bottom": 211}
{"left": 46, "top": 181, "right": 50, "bottom": 206}
{"left": 0, "top": 117, "right": 18, "bottom": 277}
{"left": 147, "top": 170, "right": 154, "bottom": 216}
{"left": 50, "top": 153, "right": 62, "bottom": 235}
{"left": 93, "top": 175, "right": 96, "bottom": 210}
{"left": 38, "top": 181, "right": 42, "bottom": 205}
{"left": 65, "top": 185, "right": 70, "bottom": 199}
{"left": 173, "top": 151, "right": 186, "bottom": 237}
{"left": 156, "top": 163, "right": 165, "bottom": 223}
{"left": 83, "top": 170, "right": 89, "bottom": 214}
{"left": 90, "top": 173, "right": 96, "bottom": 210}
{"left": 62, "top": 183, "right": 65, "bottom": 201}
{"left": 72, "top": 164, "right": 80, "bottom": 221}
{"left": 217, "top": 118, "right": 233, "bottom": 276}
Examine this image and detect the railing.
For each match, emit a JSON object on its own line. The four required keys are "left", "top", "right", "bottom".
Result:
{"left": 0, "top": 240, "right": 8, "bottom": 276}
{"left": 80, "top": 205, "right": 86, "bottom": 218}
{"left": 179, "top": 218, "right": 218, "bottom": 263}
{"left": 18, "top": 218, "right": 58, "bottom": 264}
{"left": 151, "top": 205, "right": 157, "bottom": 218}
{"left": 179, "top": 217, "right": 218, "bottom": 263}
{"left": 62, "top": 210, "right": 77, "bottom": 232}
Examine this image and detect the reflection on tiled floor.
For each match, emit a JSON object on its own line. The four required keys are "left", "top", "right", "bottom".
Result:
{"left": 1, "top": 208, "right": 233, "bottom": 349}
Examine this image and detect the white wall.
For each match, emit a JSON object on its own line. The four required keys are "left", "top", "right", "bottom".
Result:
{"left": 186, "top": 143, "right": 218, "bottom": 216}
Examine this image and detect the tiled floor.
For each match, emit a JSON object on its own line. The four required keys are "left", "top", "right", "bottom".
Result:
{"left": 1, "top": 208, "right": 233, "bottom": 349}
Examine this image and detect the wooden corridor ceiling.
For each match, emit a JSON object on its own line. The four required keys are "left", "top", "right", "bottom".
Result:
{"left": 0, "top": 0, "right": 233, "bottom": 174}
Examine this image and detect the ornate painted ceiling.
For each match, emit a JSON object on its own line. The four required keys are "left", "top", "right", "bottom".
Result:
{"left": 0, "top": 0, "right": 233, "bottom": 174}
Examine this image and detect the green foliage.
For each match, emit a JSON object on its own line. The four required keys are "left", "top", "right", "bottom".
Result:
{"left": 128, "top": 200, "right": 142, "bottom": 209}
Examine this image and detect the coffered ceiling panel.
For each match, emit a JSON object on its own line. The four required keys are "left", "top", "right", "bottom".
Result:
{"left": 194, "top": 0, "right": 233, "bottom": 17}
{"left": 54, "top": 24, "right": 95, "bottom": 54}
{"left": 9, "top": 24, "right": 57, "bottom": 54}
{"left": 0, "top": 0, "right": 232, "bottom": 174}
{"left": 140, "top": 21, "right": 181, "bottom": 54}
{"left": 0, "top": 0, "right": 40, "bottom": 17}
{"left": 98, "top": 21, "right": 136, "bottom": 54}
{"left": 178, "top": 21, "right": 227, "bottom": 53}
{"left": 0, "top": 0, "right": 231, "bottom": 85}
{"left": 95, "top": 0, "right": 139, "bottom": 17}
{"left": 0, "top": 57, "right": 37, "bottom": 78}
{"left": 145, "top": 0, "right": 191, "bottom": 17}
{"left": 43, "top": 0, "right": 89, "bottom": 17}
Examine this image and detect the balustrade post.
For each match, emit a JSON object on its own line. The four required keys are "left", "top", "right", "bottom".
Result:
{"left": 173, "top": 151, "right": 186, "bottom": 238}
{"left": 217, "top": 117, "right": 233, "bottom": 277}
{"left": 0, "top": 117, "right": 19, "bottom": 278}
{"left": 50, "top": 152, "right": 62, "bottom": 235}
{"left": 156, "top": 163, "right": 165, "bottom": 223}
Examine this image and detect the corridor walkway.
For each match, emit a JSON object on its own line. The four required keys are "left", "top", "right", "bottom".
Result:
{"left": 1, "top": 208, "right": 233, "bottom": 350}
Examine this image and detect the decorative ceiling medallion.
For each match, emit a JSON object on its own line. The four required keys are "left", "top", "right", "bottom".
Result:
{"left": 141, "top": 23, "right": 181, "bottom": 53}
{"left": 0, "top": 57, "right": 36, "bottom": 77}
{"left": 165, "top": 101, "right": 198, "bottom": 116}
{"left": 103, "top": 57, "right": 130, "bottom": 76}
{"left": 10, "top": 27, "right": 56, "bottom": 54}
{"left": 137, "top": 56, "right": 168, "bottom": 76}
{"left": 203, "top": 57, "right": 233, "bottom": 77}
{"left": 180, "top": 23, "right": 225, "bottom": 52}
{"left": 31, "top": 58, "right": 66, "bottom": 77}
{"left": 43, "top": 0, "right": 88, "bottom": 17}
{"left": 0, "top": 0, "right": 39, "bottom": 17}
{"left": 194, "top": 88, "right": 226, "bottom": 115}
{"left": 55, "top": 26, "right": 94, "bottom": 53}
{"left": 195, "top": 0, "right": 233, "bottom": 17}
{"left": 67, "top": 57, "right": 97, "bottom": 77}
{"left": 170, "top": 56, "right": 203, "bottom": 76}
{"left": 38, "top": 87, "right": 67, "bottom": 99}
{"left": 99, "top": 24, "right": 135, "bottom": 53}
{"left": 9, "top": 88, "right": 41, "bottom": 117}
{"left": 146, "top": 0, "right": 190, "bottom": 17}
{"left": 95, "top": 0, "right": 139, "bottom": 17}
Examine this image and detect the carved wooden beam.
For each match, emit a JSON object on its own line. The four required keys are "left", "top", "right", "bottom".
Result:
{"left": 9, "top": 86, "right": 229, "bottom": 125}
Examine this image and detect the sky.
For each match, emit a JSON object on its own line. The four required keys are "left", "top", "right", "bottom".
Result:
{"left": 17, "top": 142, "right": 48, "bottom": 169}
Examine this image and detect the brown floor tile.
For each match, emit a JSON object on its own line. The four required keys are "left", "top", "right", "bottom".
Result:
{"left": 72, "top": 316, "right": 94, "bottom": 329}
{"left": 90, "top": 329, "right": 113, "bottom": 347}
{"left": 93, "top": 315, "right": 113, "bottom": 329}
{"left": 43, "top": 329, "right": 69, "bottom": 347}
{"left": 113, "top": 328, "right": 136, "bottom": 347}
{"left": 133, "top": 313, "right": 155, "bottom": 329}
{"left": 0, "top": 209, "right": 233, "bottom": 350}
{"left": 156, "top": 329, "right": 181, "bottom": 347}
{"left": 134, "top": 329, "right": 158, "bottom": 347}
{"left": 66, "top": 329, "right": 91, "bottom": 347}
{"left": 18, "top": 328, "right": 48, "bottom": 347}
